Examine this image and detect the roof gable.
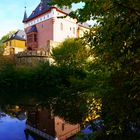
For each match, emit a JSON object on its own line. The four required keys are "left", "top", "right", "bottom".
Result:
{"left": 4, "top": 30, "right": 26, "bottom": 42}
{"left": 25, "top": 0, "right": 52, "bottom": 22}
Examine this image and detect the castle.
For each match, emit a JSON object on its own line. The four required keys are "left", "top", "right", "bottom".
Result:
{"left": 23, "top": 0, "right": 89, "bottom": 52}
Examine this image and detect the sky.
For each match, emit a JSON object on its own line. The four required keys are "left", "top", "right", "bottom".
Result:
{"left": 0, "top": 0, "right": 85, "bottom": 38}
{"left": 0, "top": 0, "right": 42, "bottom": 38}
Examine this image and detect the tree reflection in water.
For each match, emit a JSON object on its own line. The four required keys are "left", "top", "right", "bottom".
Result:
{"left": 0, "top": 104, "right": 80, "bottom": 140}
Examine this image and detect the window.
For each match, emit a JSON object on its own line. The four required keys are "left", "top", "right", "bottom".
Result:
{"left": 62, "top": 123, "right": 65, "bottom": 131}
{"left": 9, "top": 41, "right": 12, "bottom": 46}
{"left": 73, "top": 27, "right": 75, "bottom": 34}
{"left": 42, "top": 24, "right": 44, "bottom": 28}
{"left": 39, "top": 6, "right": 42, "bottom": 11}
{"left": 27, "top": 34, "right": 33, "bottom": 42}
{"left": 10, "top": 48, "right": 15, "bottom": 55}
{"left": 34, "top": 34, "right": 37, "bottom": 42}
{"left": 61, "top": 23, "right": 63, "bottom": 31}
{"left": 28, "top": 47, "right": 32, "bottom": 50}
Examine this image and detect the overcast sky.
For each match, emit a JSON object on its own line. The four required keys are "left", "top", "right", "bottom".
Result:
{"left": 0, "top": 0, "right": 85, "bottom": 38}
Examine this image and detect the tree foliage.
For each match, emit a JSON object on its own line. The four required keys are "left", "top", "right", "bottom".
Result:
{"left": 51, "top": 38, "right": 93, "bottom": 123}
{"left": 0, "top": 0, "right": 140, "bottom": 138}
{"left": 50, "top": 0, "right": 140, "bottom": 138}
{"left": 0, "top": 38, "right": 94, "bottom": 124}
{"left": 52, "top": 38, "right": 90, "bottom": 69}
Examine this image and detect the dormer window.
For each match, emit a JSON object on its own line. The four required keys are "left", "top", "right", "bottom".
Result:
{"left": 39, "top": 5, "right": 42, "bottom": 11}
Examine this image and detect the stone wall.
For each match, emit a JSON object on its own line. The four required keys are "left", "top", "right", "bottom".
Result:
{"left": 15, "top": 50, "right": 50, "bottom": 65}
{"left": 14, "top": 40, "right": 60, "bottom": 65}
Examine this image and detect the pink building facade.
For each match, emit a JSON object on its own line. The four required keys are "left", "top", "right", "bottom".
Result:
{"left": 23, "top": 0, "right": 89, "bottom": 51}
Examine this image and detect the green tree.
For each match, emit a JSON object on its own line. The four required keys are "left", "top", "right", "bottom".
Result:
{"left": 49, "top": 0, "right": 140, "bottom": 139}
{"left": 51, "top": 38, "right": 93, "bottom": 123}
{"left": 52, "top": 38, "right": 90, "bottom": 68}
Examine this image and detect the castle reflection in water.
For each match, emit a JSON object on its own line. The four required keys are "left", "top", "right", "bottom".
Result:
{"left": 0, "top": 105, "right": 80, "bottom": 140}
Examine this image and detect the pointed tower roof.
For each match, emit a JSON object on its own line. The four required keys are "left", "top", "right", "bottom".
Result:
{"left": 25, "top": 0, "right": 52, "bottom": 22}
{"left": 23, "top": 7, "right": 28, "bottom": 22}
{"left": 24, "top": 0, "right": 71, "bottom": 23}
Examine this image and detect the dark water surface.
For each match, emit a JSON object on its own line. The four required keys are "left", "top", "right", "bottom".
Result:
{"left": 0, "top": 105, "right": 82, "bottom": 140}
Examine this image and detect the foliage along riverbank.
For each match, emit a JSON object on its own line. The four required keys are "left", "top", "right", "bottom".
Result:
{"left": 0, "top": 24, "right": 140, "bottom": 140}
{"left": 0, "top": 39, "right": 96, "bottom": 125}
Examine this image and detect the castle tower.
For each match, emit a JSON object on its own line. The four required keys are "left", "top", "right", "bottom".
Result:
{"left": 23, "top": 7, "right": 27, "bottom": 22}
{"left": 23, "top": 0, "right": 89, "bottom": 52}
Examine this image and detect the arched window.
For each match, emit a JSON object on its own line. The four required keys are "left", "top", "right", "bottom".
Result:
{"left": 60, "top": 23, "right": 63, "bottom": 31}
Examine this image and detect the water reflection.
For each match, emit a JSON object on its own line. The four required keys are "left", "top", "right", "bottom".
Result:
{"left": 0, "top": 106, "right": 80, "bottom": 140}
{"left": 0, "top": 113, "right": 33, "bottom": 140}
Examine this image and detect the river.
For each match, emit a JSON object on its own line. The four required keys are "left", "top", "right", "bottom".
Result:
{"left": 0, "top": 105, "right": 81, "bottom": 140}
{"left": 0, "top": 114, "right": 35, "bottom": 140}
